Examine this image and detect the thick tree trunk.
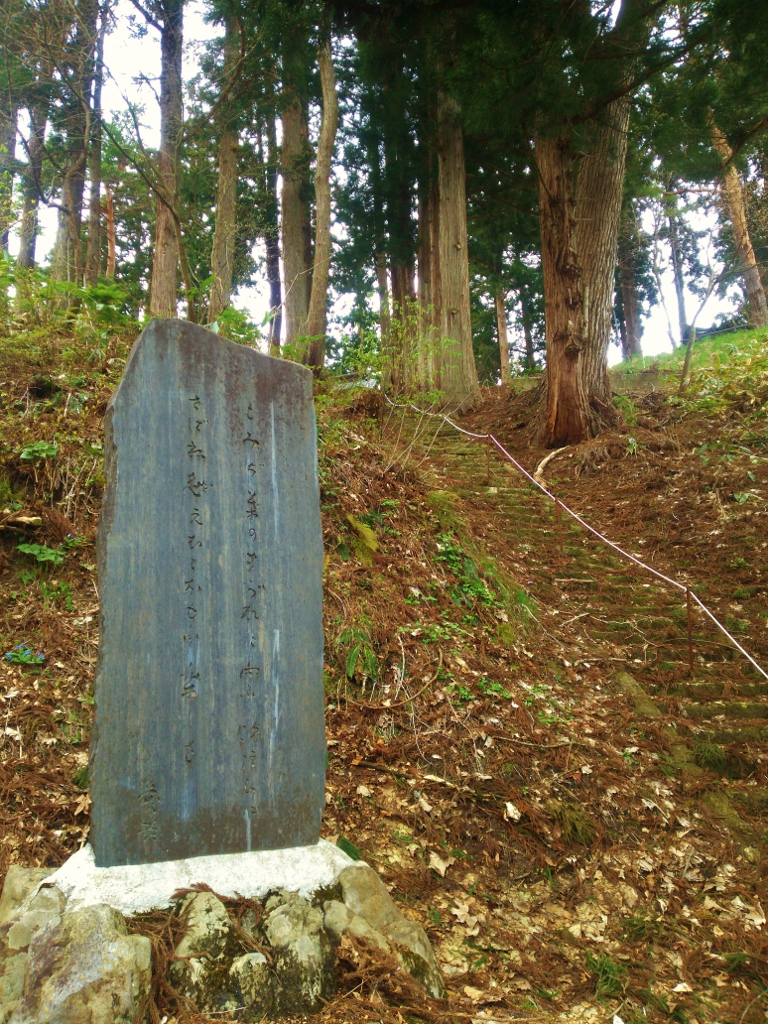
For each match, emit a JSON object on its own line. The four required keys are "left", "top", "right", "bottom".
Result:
{"left": 537, "top": 94, "right": 629, "bottom": 446}
{"left": 305, "top": 29, "right": 338, "bottom": 369}
{"left": 435, "top": 90, "right": 479, "bottom": 412}
{"left": 617, "top": 204, "right": 643, "bottom": 359}
{"left": 149, "top": 0, "right": 183, "bottom": 318}
{"left": 0, "top": 107, "right": 17, "bottom": 252}
{"left": 281, "top": 33, "right": 312, "bottom": 349}
{"left": 104, "top": 182, "right": 116, "bottom": 277}
{"left": 51, "top": 148, "right": 87, "bottom": 287}
{"left": 17, "top": 104, "right": 47, "bottom": 269}
{"left": 208, "top": 128, "right": 238, "bottom": 321}
{"left": 208, "top": 17, "right": 240, "bottom": 323}
{"left": 84, "top": 9, "right": 106, "bottom": 286}
{"left": 417, "top": 170, "right": 439, "bottom": 386}
{"left": 265, "top": 113, "right": 282, "bottom": 353}
{"left": 495, "top": 287, "right": 511, "bottom": 384}
{"left": 711, "top": 125, "right": 768, "bottom": 327}
{"left": 666, "top": 200, "right": 687, "bottom": 348}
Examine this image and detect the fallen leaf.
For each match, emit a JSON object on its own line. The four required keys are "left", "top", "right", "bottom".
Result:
{"left": 504, "top": 801, "right": 522, "bottom": 822}
{"left": 356, "top": 785, "right": 372, "bottom": 797}
{"left": 429, "top": 852, "right": 456, "bottom": 877}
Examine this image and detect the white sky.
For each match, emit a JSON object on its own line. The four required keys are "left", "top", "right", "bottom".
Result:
{"left": 8, "top": 0, "right": 739, "bottom": 366}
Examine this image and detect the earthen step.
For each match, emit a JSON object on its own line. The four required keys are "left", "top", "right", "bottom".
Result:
{"left": 686, "top": 700, "right": 768, "bottom": 720}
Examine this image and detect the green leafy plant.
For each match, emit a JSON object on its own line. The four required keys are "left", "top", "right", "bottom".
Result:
{"left": 338, "top": 624, "right": 378, "bottom": 686}
{"left": 17, "top": 543, "right": 64, "bottom": 566}
{"left": 19, "top": 440, "right": 58, "bottom": 461}
{"left": 346, "top": 514, "right": 379, "bottom": 566}
{"left": 5, "top": 643, "right": 44, "bottom": 666}
{"left": 40, "top": 580, "right": 74, "bottom": 611}
{"left": 478, "top": 677, "right": 513, "bottom": 699}
{"left": 435, "top": 534, "right": 496, "bottom": 607}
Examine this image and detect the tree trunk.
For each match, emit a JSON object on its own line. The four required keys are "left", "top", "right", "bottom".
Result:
{"left": 104, "top": 182, "right": 116, "bottom": 277}
{"left": 0, "top": 107, "right": 17, "bottom": 252}
{"left": 17, "top": 104, "right": 47, "bottom": 269}
{"left": 617, "top": 203, "right": 643, "bottom": 359}
{"left": 84, "top": 8, "right": 107, "bottom": 286}
{"left": 281, "top": 32, "right": 312, "bottom": 349}
{"left": 417, "top": 169, "right": 439, "bottom": 386}
{"left": 265, "top": 112, "right": 282, "bottom": 354}
{"left": 376, "top": 252, "right": 391, "bottom": 371}
{"left": 208, "top": 16, "right": 240, "bottom": 323}
{"left": 666, "top": 199, "right": 687, "bottom": 348}
{"left": 305, "top": 27, "right": 338, "bottom": 369}
{"left": 537, "top": 94, "right": 629, "bottom": 446}
{"left": 519, "top": 289, "right": 536, "bottom": 370}
{"left": 495, "top": 286, "right": 511, "bottom": 384}
{"left": 435, "top": 90, "right": 479, "bottom": 412}
{"left": 149, "top": 0, "right": 183, "bottom": 318}
{"left": 711, "top": 125, "right": 768, "bottom": 327}
{"left": 51, "top": 147, "right": 87, "bottom": 287}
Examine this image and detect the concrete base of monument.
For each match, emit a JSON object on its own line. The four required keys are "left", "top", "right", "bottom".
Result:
{"left": 43, "top": 838, "right": 356, "bottom": 915}
{"left": 0, "top": 840, "right": 446, "bottom": 1022}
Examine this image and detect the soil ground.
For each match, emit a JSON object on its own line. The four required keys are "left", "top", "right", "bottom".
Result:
{"left": 1, "top": 324, "right": 768, "bottom": 1024}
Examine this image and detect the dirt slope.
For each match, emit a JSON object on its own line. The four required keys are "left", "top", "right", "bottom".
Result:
{"left": 1, "top": 327, "right": 768, "bottom": 1024}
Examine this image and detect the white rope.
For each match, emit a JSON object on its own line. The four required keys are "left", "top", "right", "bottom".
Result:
{"left": 382, "top": 390, "right": 768, "bottom": 681}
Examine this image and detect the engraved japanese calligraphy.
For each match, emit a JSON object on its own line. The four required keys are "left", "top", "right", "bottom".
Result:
{"left": 89, "top": 319, "right": 325, "bottom": 867}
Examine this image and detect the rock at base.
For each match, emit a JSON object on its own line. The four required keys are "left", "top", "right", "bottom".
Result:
{"left": 0, "top": 869, "right": 55, "bottom": 931}
{"left": 169, "top": 891, "right": 248, "bottom": 1015}
{"left": 265, "top": 892, "right": 336, "bottom": 1015}
{"left": 0, "top": 852, "right": 444, "bottom": 1020}
{"left": 337, "top": 865, "right": 445, "bottom": 998}
{"left": 8, "top": 904, "right": 151, "bottom": 1024}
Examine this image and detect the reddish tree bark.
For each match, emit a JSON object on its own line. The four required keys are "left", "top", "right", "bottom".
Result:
{"left": 281, "top": 31, "right": 312, "bottom": 349}
{"left": 207, "top": 17, "right": 241, "bottom": 323}
{"left": 149, "top": 0, "right": 183, "bottom": 318}
{"left": 537, "top": 92, "right": 630, "bottom": 446}
{"left": 711, "top": 125, "right": 768, "bottom": 327}
{"left": 305, "top": 27, "right": 338, "bottom": 369}
{"left": 435, "top": 90, "right": 479, "bottom": 412}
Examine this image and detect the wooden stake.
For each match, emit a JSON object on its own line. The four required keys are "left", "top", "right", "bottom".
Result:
{"left": 555, "top": 497, "right": 564, "bottom": 557}
{"left": 485, "top": 435, "right": 491, "bottom": 484}
{"left": 686, "top": 587, "right": 694, "bottom": 675}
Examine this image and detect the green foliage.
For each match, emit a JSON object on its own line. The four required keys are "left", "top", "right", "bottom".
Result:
{"left": 39, "top": 580, "right": 74, "bottom": 611}
{"left": 19, "top": 440, "right": 58, "bottom": 461}
{"left": 338, "top": 624, "right": 378, "bottom": 686}
{"left": 585, "top": 952, "right": 627, "bottom": 1000}
{"left": 5, "top": 643, "right": 44, "bottom": 666}
{"left": 209, "top": 305, "right": 263, "bottom": 347}
{"left": 477, "top": 677, "right": 513, "bottom": 700}
{"left": 336, "top": 836, "right": 361, "bottom": 860}
{"left": 547, "top": 799, "right": 596, "bottom": 845}
{"left": 17, "top": 543, "right": 64, "bottom": 566}
{"left": 613, "top": 394, "right": 637, "bottom": 428}
{"left": 694, "top": 741, "right": 728, "bottom": 774}
{"left": 346, "top": 514, "right": 379, "bottom": 566}
{"left": 435, "top": 534, "right": 496, "bottom": 608}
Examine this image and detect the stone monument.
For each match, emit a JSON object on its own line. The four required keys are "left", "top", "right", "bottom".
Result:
{"left": 90, "top": 318, "right": 326, "bottom": 866}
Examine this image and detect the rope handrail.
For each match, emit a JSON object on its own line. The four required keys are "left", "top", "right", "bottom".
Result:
{"left": 382, "top": 392, "right": 768, "bottom": 681}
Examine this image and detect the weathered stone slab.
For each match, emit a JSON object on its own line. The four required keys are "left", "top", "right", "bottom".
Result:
{"left": 90, "top": 319, "right": 325, "bottom": 866}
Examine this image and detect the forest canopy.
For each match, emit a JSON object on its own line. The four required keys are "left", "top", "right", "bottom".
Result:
{"left": 1, "top": 0, "right": 766, "bottom": 444}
